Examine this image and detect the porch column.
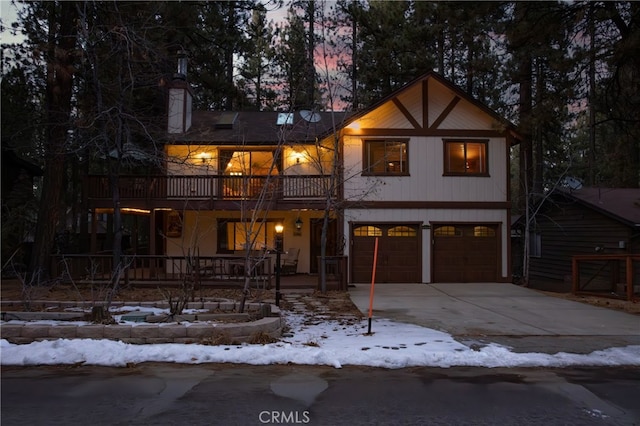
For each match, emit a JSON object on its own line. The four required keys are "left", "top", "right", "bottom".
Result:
{"left": 90, "top": 210, "right": 97, "bottom": 254}
{"left": 150, "top": 210, "right": 156, "bottom": 256}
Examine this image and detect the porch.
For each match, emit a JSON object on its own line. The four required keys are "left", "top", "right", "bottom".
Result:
{"left": 49, "top": 253, "right": 329, "bottom": 291}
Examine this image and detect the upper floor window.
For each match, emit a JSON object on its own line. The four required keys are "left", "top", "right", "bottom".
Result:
{"left": 363, "top": 140, "right": 408, "bottom": 176}
{"left": 444, "top": 140, "right": 488, "bottom": 176}
{"left": 220, "top": 149, "right": 280, "bottom": 176}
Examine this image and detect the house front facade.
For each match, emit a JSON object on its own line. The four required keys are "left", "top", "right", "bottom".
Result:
{"left": 85, "top": 72, "right": 518, "bottom": 284}
{"left": 340, "top": 73, "right": 518, "bottom": 283}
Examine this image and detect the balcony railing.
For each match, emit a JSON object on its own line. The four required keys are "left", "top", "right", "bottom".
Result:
{"left": 87, "top": 175, "right": 335, "bottom": 200}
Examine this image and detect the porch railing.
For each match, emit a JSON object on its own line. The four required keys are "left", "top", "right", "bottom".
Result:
{"left": 50, "top": 254, "right": 273, "bottom": 288}
{"left": 88, "top": 175, "right": 334, "bottom": 200}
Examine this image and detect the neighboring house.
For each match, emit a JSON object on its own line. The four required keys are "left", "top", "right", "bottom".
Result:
{"left": 86, "top": 70, "right": 519, "bottom": 283}
{"left": 513, "top": 187, "right": 640, "bottom": 291}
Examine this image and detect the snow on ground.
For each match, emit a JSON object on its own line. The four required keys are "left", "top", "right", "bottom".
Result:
{"left": 1, "top": 305, "right": 639, "bottom": 368}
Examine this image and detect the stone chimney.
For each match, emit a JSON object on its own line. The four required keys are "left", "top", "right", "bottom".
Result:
{"left": 167, "top": 50, "right": 193, "bottom": 134}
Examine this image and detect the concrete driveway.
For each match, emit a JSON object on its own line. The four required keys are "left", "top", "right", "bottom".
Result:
{"left": 349, "top": 283, "right": 640, "bottom": 354}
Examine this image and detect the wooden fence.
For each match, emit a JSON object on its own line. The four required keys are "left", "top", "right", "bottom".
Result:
{"left": 572, "top": 254, "right": 640, "bottom": 301}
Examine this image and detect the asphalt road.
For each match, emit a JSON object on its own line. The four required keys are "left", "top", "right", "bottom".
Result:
{"left": 2, "top": 364, "right": 639, "bottom": 426}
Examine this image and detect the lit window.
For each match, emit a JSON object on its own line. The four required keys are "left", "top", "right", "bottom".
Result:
{"left": 354, "top": 226, "right": 383, "bottom": 237}
{"left": 363, "top": 140, "right": 408, "bottom": 175}
{"left": 388, "top": 226, "right": 417, "bottom": 237}
{"left": 473, "top": 226, "right": 495, "bottom": 237}
{"left": 433, "top": 226, "right": 462, "bottom": 236}
{"left": 444, "top": 140, "right": 488, "bottom": 175}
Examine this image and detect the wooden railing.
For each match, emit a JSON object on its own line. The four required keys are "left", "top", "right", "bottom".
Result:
{"left": 88, "top": 175, "right": 334, "bottom": 200}
{"left": 572, "top": 254, "right": 640, "bottom": 301}
{"left": 50, "top": 254, "right": 273, "bottom": 288}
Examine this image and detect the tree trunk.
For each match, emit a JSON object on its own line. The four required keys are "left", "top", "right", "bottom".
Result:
{"left": 30, "top": 1, "right": 78, "bottom": 280}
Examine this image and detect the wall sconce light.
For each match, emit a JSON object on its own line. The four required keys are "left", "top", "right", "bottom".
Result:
{"left": 198, "top": 152, "right": 211, "bottom": 164}
{"left": 295, "top": 218, "right": 303, "bottom": 230}
{"left": 291, "top": 152, "right": 305, "bottom": 165}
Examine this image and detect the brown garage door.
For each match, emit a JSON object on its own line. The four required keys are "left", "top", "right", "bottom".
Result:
{"left": 432, "top": 224, "right": 498, "bottom": 282}
{"left": 351, "top": 223, "right": 421, "bottom": 283}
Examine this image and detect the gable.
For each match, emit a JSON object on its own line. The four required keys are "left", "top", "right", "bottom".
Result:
{"left": 427, "top": 80, "right": 495, "bottom": 130}
{"left": 344, "top": 74, "right": 506, "bottom": 134}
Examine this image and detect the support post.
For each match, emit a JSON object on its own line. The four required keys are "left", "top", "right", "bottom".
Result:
{"left": 275, "top": 223, "right": 284, "bottom": 307}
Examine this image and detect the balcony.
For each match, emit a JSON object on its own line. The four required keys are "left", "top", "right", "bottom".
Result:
{"left": 87, "top": 175, "right": 335, "bottom": 203}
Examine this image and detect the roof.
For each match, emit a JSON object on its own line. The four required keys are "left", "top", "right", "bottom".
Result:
{"left": 169, "top": 71, "right": 518, "bottom": 145}
{"left": 170, "top": 110, "right": 351, "bottom": 145}
{"left": 558, "top": 187, "right": 640, "bottom": 227}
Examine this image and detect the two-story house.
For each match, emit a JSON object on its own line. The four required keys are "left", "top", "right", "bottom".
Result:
{"left": 86, "top": 70, "right": 518, "bottom": 284}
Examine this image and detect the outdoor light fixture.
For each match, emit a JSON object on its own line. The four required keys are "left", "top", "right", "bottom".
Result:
{"left": 275, "top": 223, "right": 284, "bottom": 235}
{"left": 274, "top": 223, "right": 284, "bottom": 306}
{"left": 295, "top": 218, "right": 303, "bottom": 230}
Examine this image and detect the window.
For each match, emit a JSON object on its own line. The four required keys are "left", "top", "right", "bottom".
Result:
{"left": 353, "top": 225, "right": 383, "bottom": 237}
{"left": 219, "top": 149, "right": 280, "bottom": 176}
{"left": 220, "top": 150, "right": 280, "bottom": 198}
{"left": 444, "top": 140, "right": 488, "bottom": 175}
{"left": 363, "top": 140, "right": 408, "bottom": 175}
{"left": 217, "top": 219, "right": 278, "bottom": 252}
{"left": 473, "top": 226, "right": 495, "bottom": 237}
{"left": 529, "top": 232, "right": 541, "bottom": 258}
{"left": 433, "top": 226, "right": 462, "bottom": 236}
{"left": 388, "top": 226, "right": 417, "bottom": 237}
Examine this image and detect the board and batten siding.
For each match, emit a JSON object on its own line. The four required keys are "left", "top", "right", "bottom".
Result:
{"left": 340, "top": 73, "right": 514, "bottom": 283}
{"left": 342, "top": 135, "right": 508, "bottom": 203}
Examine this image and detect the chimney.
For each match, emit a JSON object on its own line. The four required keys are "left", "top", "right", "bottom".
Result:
{"left": 175, "top": 49, "right": 188, "bottom": 80}
{"left": 167, "top": 50, "right": 193, "bottom": 134}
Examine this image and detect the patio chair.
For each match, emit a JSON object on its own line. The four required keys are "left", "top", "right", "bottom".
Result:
{"left": 280, "top": 248, "right": 299, "bottom": 275}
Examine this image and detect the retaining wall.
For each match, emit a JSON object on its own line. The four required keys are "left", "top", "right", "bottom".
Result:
{"left": 0, "top": 301, "right": 283, "bottom": 345}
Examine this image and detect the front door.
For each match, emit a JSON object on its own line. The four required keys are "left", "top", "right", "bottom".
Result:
{"left": 310, "top": 218, "right": 337, "bottom": 274}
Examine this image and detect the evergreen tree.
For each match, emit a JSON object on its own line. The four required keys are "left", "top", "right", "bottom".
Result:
{"left": 275, "top": 2, "right": 321, "bottom": 110}
{"left": 238, "top": 4, "right": 279, "bottom": 110}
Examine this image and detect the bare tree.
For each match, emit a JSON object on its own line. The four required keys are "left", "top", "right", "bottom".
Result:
{"left": 74, "top": 2, "right": 168, "bottom": 318}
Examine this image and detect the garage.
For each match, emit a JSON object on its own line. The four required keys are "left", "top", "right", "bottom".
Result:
{"left": 351, "top": 223, "right": 421, "bottom": 283}
{"left": 432, "top": 224, "right": 499, "bottom": 282}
